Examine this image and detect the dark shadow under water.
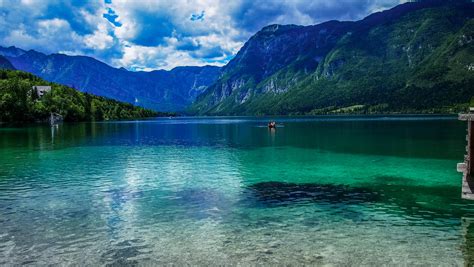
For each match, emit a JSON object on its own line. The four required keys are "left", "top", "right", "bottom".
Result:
{"left": 245, "top": 180, "right": 474, "bottom": 220}
{"left": 246, "top": 181, "right": 380, "bottom": 207}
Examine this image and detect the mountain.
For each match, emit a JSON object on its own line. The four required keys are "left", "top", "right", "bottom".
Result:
{"left": 0, "top": 56, "right": 14, "bottom": 70}
{"left": 0, "top": 46, "right": 26, "bottom": 57}
{"left": 191, "top": 0, "right": 474, "bottom": 115}
{"left": 0, "top": 47, "right": 221, "bottom": 112}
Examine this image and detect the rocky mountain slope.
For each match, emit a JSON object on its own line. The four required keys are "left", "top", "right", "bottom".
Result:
{"left": 191, "top": 0, "right": 474, "bottom": 115}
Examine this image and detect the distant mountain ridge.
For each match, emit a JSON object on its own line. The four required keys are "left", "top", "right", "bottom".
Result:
{"left": 0, "top": 46, "right": 221, "bottom": 112}
{"left": 191, "top": 0, "right": 474, "bottom": 115}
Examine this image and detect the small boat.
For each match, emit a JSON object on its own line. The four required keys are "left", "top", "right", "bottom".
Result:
{"left": 268, "top": 121, "right": 276, "bottom": 129}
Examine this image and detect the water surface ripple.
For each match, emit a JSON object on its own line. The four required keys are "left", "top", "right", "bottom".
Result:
{"left": 0, "top": 116, "right": 473, "bottom": 265}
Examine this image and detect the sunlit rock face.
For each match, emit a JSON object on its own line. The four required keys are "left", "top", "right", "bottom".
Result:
{"left": 191, "top": 1, "right": 474, "bottom": 115}
{"left": 194, "top": 22, "right": 349, "bottom": 113}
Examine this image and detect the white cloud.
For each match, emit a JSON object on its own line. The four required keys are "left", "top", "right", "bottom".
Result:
{"left": 0, "top": 0, "right": 406, "bottom": 71}
{"left": 116, "top": 41, "right": 226, "bottom": 71}
{"left": 3, "top": 18, "right": 84, "bottom": 54}
{"left": 84, "top": 30, "right": 114, "bottom": 50}
{"left": 37, "top": 18, "right": 70, "bottom": 36}
{"left": 3, "top": 26, "right": 36, "bottom": 47}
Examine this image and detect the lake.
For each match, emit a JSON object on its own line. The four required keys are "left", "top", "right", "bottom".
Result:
{"left": 1, "top": 116, "right": 474, "bottom": 265}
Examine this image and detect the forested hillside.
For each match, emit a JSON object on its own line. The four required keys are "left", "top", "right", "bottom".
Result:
{"left": 0, "top": 70, "right": 161, "bottom": 123}
{"left": 191, "top": 0, "right": 474, "bottom": 115}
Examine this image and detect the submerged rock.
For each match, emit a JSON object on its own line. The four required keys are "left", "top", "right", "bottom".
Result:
{"left": 246, "top": 181, "right": 379, "bottom": 206}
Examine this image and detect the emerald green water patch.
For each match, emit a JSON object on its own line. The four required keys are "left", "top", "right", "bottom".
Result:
{"left": 235, "top": 145, "right": 459, "bottom": 187}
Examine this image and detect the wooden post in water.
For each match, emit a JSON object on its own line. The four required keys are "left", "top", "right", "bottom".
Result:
{"left": 459, "top": 108, "right": 474, "bottom": 200}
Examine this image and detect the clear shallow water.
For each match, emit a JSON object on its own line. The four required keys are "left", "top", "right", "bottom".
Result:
{"left": 1, "top": 116, "right": 474, "bottom": 265}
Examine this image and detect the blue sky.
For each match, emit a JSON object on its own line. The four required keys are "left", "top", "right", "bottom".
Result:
{"left": 0, "top": 0, "right": 405, "bottom": 71}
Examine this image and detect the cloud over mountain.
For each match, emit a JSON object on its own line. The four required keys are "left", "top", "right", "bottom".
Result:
{"left": 0, "top": 0, "right": 404, "bottom": 70}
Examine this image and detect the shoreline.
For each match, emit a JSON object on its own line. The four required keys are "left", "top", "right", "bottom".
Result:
{"left": 0, "top": 113, "right": 460, "bottom": 128}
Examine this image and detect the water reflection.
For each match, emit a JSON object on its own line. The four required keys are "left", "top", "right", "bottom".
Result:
{"left": 0, "top": 116, "right": 465, "bottom": 159}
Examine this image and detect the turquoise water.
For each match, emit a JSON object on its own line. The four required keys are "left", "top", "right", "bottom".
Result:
{"left": 1, "top": 116, "right": 473, "bottom": 265}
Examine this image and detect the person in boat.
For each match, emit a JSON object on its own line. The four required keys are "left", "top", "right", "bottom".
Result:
{"left": 268, "top": 121, "right": 276, "bottom": 129}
